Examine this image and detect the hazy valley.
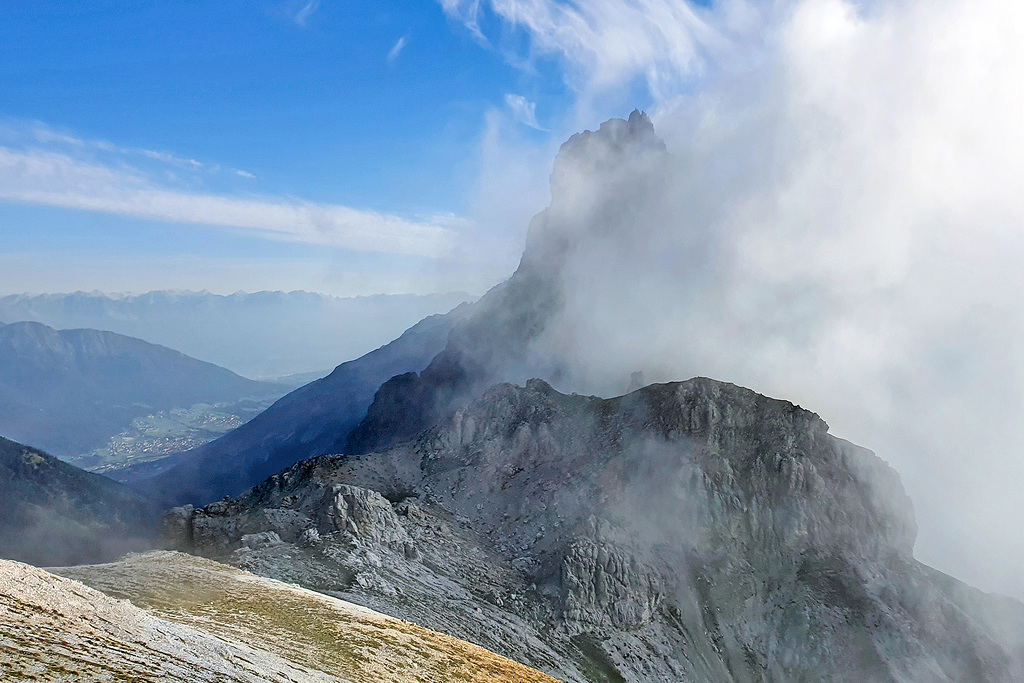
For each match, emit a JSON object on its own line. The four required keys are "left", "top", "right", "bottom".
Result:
{"left": 0, "top": 290, "right": 472, "bottom": 380}
{"left": 0, "top": 320, "right": 287, "bottom": 465}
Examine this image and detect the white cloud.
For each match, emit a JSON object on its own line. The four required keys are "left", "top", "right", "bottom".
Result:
{"left": 503, "top": 93, "right": 545, "bottom": 129}
{"left": 3, "top": 120, "right": 217, "bottom": 172}
{"left": 139, "top": 149, "right": 203, "bottom": 169}
{"left": 292, "top": 0, "right": 320, "bottom": 27}
{"left": 388, "top": 35, "right": 408, "bottom": 62}
{"left": 438, "top": 0, "right": 723, "bottom": 97}
{"left": 0, "top": 146, "right": 457, "bottom": 258}
{"left": 450, "top": 0, "right": 1024, "bottom": 598}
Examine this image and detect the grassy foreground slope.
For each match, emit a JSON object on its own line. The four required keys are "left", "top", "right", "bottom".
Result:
{"left": 49, "top": 551, "right": 559, "bottom": 683}
{"left": 0, "top": 556, "right": 330, "bottom": 682}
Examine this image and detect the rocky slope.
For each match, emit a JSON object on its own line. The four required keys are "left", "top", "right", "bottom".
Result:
{"left": 131, "top": 307, "right": 468, "bottom": 506}
{"left": 0, "top": 436, "right": 158, "bottom": 566}
{"left": 0, "top": 320, "right": 285, "bottom": 459}
{"left": 0, "top": 552, "right": 556, "bottom": 682}
{"left": 168, "top": 377, "right": 1024, "bottom": 682}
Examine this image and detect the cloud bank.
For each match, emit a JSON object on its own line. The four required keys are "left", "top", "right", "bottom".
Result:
{"left": 453, "top": 0, "right": 1024, "bottom": 599}
{"left": 0, "top": 129, "right": 457, "bottom": 259}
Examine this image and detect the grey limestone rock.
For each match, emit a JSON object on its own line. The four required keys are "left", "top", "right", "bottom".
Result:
{"left": 171, "top": 377, "right": 1024, "bottom": 683}
{"left": 241, "top": 531, "right": 284, "bottom": 549}
{"left": 323, "top": 484, "right": 410, "bottom": 548}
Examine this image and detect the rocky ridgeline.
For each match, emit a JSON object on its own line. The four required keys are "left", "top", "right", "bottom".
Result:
{"left": 165, "top": 377, "right": 1024, "bottom": 682}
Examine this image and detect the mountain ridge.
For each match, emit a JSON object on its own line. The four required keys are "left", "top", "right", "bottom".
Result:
{"left": 166, "top": 376, "right": 1024, "bottom": 682}
{"left": 0, "top": 289, "right": 473, "bottom": 378}
{"left": 0, "top": 320, "right": 285, "bottom": 459}
{"left": 0, "top": 436, "right": 158, "bottom": 566}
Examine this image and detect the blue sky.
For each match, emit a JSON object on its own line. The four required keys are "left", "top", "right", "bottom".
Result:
{"left": 0, "top": 0, "right": 656, "bottom": 296}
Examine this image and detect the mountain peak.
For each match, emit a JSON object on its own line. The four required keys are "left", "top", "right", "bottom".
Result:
{"left": 518, "top": 110, "right": 669, "bottom": 279}
{"left": 553, "top": 109, "right": 665, "bottom": 182}
{"left": 165, "top": 375, "right": 1024, "bottom": 682}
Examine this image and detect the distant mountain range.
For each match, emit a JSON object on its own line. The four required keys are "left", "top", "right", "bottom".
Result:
{"left": 0, "top": 290, "right": 473, "bottom": 378}
{"left": 0, "top": 321, "right": 285, "bottom": 459}
{"left": 0, "top": 436, "right": 157, "bottom": 566}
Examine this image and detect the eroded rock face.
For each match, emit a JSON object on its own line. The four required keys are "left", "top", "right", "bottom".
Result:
{"left": 560, "top": 537, "right": 662, "bottom": 633}
{"left": 323, "top": 484, "right": 411, "bottom": 548}
{"left": 169, "top": 377, "right": 1024, "bottom": 683}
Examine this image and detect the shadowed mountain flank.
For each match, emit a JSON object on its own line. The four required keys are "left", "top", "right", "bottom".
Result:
{"left": 0, "top": 436, "right": 158, "bottom": 566}
{"left": 168, "top": 378, "right": 1024, "bottom": 682}
{"left": 0, "top": 321, "right": 284, "bottom": 459}
{"left": 133, "top": 308, "right": 468, "bottom": 507}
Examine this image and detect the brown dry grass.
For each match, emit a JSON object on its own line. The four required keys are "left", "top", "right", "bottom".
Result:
{"left": 55, "top": 551, "right": 560, "bottom": 683}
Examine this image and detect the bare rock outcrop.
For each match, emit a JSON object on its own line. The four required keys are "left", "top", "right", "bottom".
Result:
{"left": 170, "top": 377, "right": 1024, "bottom": 682}
{"left": 323, "top": 484, "right": 411, "bottom": 547}
{"left": 560, "top": 536, "right": 662, "bottom": 632}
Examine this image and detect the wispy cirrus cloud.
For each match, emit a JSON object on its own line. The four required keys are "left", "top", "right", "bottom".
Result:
{"left": 4, "top": 120, "right": 210, "bottom": 172}
{"left": 503, "top": 93, "right": 545, "bottom": 130}
{"left": 292, "top": 0, "right": 321, "bottom": 27}
{"left": 438, "top": 0, "right": 723, "bottom": 97}
{"left": 0, "top": 139, "right": 457, "bottom": 258}
{"left": 388, "top": 35, "right": 408, "bottom": 62}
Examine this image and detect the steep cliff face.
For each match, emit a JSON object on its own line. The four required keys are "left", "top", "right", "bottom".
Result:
{"left": 169, "top": 378, "right": 1024, "bottom": 682}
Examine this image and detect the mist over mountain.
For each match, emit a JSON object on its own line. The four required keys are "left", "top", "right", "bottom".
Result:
{"left": 133, "top": 114, "right": 664, "bottom": 508}
{"left": 149, "top": 111, "right": 1024, "bottom": 680}
{"left": 0, "top": 290, "right": 473, "bottom": 379}
{"left": 346, "top": 110, "right": 667, "bottom": 455}
{"left": 0, "top": 436, "right": 157, "bottom": 566}
{"left": 169, "top": 378, "right": 1024, "bottom": 682}
{"left": 0, "top": 321, "right": 285, "bottom": 459}
{"left": 350, "top": 91, "right": 1024, "bottom": 599}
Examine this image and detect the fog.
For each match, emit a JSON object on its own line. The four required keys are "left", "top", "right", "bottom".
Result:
{"left": 458, "top": 0, "right": 1023, "bottom": 598}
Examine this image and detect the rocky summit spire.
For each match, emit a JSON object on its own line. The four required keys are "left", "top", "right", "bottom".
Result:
{"left": 346, "top": 111, "right": 673, "bottom": 453}
{"left": 548, "top": 108, "right": 665, "bottom": 205}
{"left": 522, "top": 109, "right": 668, "bottom": 278}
